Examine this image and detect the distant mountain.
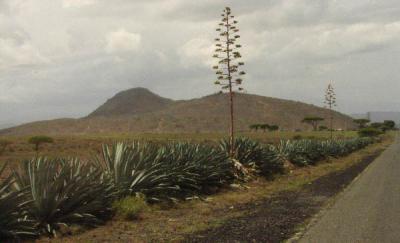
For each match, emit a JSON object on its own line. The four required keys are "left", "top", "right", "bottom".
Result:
{"left": 0, "top": 123, "right": 15, "bottom": 130}
{"left": 351, "top": 113, "right": 367, "bottom": 119}
{"left": 367, "top": 112, "right": 400, "bottom": 123}
{"left": 0, "top": 88, "right": 356, "bottom": 136}
{"left": 88, "top": 87, "right": 174, "bottom": 117}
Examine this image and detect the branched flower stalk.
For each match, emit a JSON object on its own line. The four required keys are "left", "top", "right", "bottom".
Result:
{"left": 324, "top": 83, "right": 337, "bottom": 140}
{"left": 213, "top": 6, "right": 246, "bottom": 156}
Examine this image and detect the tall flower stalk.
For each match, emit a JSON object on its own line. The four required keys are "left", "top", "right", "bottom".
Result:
{"left": 324, "top": 83, "right": 337, "bottom": 140}
{"left": 213, "top": 6, "right": 245, "bottom": 156}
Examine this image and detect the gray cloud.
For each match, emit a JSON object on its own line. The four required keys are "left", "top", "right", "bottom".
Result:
{"left": 0, "top": 0, "right": 400, "bottom": 126}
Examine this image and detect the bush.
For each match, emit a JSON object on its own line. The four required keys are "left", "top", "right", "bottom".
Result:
{"left": 0, "top": 139, "right": 11, "bottom": 156}
{"left": 293, "top": 135, "right": 303, "bottom": 140}
{"left": 358, "top": 127, "right": 383, "bottom": 137}
{"left": 112, "top": 195, "right": 148, "bottom": 220}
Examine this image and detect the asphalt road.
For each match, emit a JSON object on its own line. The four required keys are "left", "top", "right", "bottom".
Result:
{"left": 299, "top": 135, "right": 400, "bottom": 243}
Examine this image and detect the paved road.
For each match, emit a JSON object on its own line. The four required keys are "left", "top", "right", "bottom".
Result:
{"left": 299, "top": 135, "right": 400, "bottom": 243}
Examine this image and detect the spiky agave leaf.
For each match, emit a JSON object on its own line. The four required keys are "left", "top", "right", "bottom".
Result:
{"left": 0, "top": 163, "right": 36, "bottom": 239}
{"left": 12, "top": 158, "right": 114, "bottom": 237}
{"left": 219, "top": 138, "right": 284, "bottom": 178}
{"left": 158, "top": 142, "right": 234, "bottom": 196}
{"left": 285, "top": 137, "right": 375, "bottom": 166}
{"left": 96, "top": 142, "right": 235, "bottom": 201}
{"left": 95, "top": 142, "right": 178, "bottom": 202}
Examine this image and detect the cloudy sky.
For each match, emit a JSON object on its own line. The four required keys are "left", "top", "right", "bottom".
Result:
{"left": 1, "top": 0, "right": 400, "bottom": 126}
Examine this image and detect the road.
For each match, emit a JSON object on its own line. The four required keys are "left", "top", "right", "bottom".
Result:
{"left": 299, "top": 135, "right": 400, "bottom": 243}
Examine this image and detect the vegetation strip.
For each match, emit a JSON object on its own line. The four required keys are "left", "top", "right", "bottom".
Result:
{"left": 184, "top": 147, "right": 386, "bottom": 242}
{"left": 0, "top": 136, "right": 379, "bottom": 241}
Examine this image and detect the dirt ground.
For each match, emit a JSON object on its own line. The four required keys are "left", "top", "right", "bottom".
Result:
{"left": 184, "top": 150, "right": 382, "bottom": 242}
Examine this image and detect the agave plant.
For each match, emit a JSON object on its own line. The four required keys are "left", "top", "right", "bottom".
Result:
{"left": 158, "top": 142, "right": 234, "bottom": 196}
{"left": 0, "top": 163, "right": 36, "bottom": 239}
{"left": 220, "top": 138, "right": 284, "bottom": 178}
{"left": 12, "top": 158, "right": 114, "bottom": 236}
{"left": 96, "top": 142, "right": 235, "bottom": 201}
{"left": 283, "top": 137, "right": 375, "bottom": 166}
{"left": 95, "top": 142, "right": 179, "bottom": 202}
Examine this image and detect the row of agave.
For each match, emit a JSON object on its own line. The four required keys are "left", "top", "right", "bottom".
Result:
{"left": 0, "top": 137, "right": 375, "bottom": 240}
{"left": 277, "top": 137, "right": 376, "bottom": 166}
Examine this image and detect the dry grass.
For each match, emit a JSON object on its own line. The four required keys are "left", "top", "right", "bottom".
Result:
{"left": 0, "top": 131, "right": 357, "bottom": 167}
{"left": 40, "top": 134, "right": 393, "bottom": 243}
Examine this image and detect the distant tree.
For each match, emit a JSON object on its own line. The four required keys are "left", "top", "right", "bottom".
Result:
{"left": 249, "top": 124, "right": 260, "bottom": 132}
{"left": 213, "top": 6, "right": 245, "bottom": 155}
{"left": 353, "top": 119, "right": 370, "bottom": 129}
{"left": 358, "top": 127, "right": 383, "bottom": 137}
{"left": 370, "top": 122, "right": 383, "bottom": 129}
{"left": 319, "top": 125, "right": 328, "bottom": 131}
{"left": 28, "top": 136, "right": 54, "bottom": 153}
{"left": 383, "top": 120, "right": 396, "bottom": 130}
{"left": 324, "top": 83, "right": 336, "bottom": 139}
{"left": 0, "top": 139, "right": 11, "bottom": 156}
{"left": 260, "top": 124, "right": 269, "bottom": 132}
{"left": 268, "top": 125, "right": 279, "bottom": 132}
{"left": 302, "top": 117, "right": 325, "bottom": 131}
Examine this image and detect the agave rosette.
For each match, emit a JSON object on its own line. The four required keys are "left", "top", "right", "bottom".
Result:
{"left": 12, "top": 158, "right": 114, "bottom": 236}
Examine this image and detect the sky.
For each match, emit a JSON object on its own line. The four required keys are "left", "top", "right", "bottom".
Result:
{"left": 1, "top": 0, "right": 400, "bottom": 126}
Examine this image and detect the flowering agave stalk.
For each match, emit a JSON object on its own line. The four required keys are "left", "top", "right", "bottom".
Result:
{"left": 0, "top": 163, "right": 36, "bottom": 239}
{"left": 324, "top": 83, "right": 337, "bottom": 140}
{"left": 213, "top": 6, "right": 246, "bottom": 156}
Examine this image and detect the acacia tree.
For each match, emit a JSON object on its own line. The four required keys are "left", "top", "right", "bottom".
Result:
{"left": 324, "top": 83, "right": 336, "bottom": 139}
{"left": 249, "top": 124, "right": 259, "bottom": 132}
{"left": 302, "top": 117, "right": 324, "bottom": 131}
{"left": 260, "top": 124, "right": 269, "bottom": 132}
{"left": 353, "top": 119, "right": 370, "bottom": 129}
{"left": 28, "top": 136, "right": 54, "bottom": 154}
{"left": 268, "top": 125, "right": 279, "bottom": 132}
{"left": 213, "top": 6, "right": 245, "bottom": 156}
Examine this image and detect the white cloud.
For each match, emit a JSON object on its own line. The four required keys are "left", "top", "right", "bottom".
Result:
{"left": 244, "top": 21, "right": 400, "bottom": 64}
{"left": 62, "top": 0, "right": 96, "bottom": 8}
{"left": 179, "top": 38, "right": 213, "bottom": 67}
{"left": 0, "top": 37, "right": 48, "bottom": 70}
{"left": 1, "top": 0, "right": 400, "bottom": 125}
{"left": 105, "top": 29, "right": 141, "bottom": 53}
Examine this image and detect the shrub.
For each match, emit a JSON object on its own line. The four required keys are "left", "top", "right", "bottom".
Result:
{"left": 293, "top": 135, "right": 303, "bottom": 140}
{"left": 112, "top": 195, "right": 148, "bottom": 220}
{"left": 0, "top": 139, "right": 11, "bottom": 156}
{"left": 319, "top": 125, "right": 328, "bottom": 131}
{"left": 358, "top": 127, "right": 383, "bottom": 137}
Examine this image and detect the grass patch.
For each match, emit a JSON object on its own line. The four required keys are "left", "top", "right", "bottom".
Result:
{"left": 112, "top": 195, "right": 148, "bottom": 220}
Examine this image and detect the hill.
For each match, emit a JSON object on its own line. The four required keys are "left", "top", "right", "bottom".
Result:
{"left": 88, "top": 87, "right": 174, "bottom": 117}
{"left": 0, "top": 88, "right": 356, "bottom": 136}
